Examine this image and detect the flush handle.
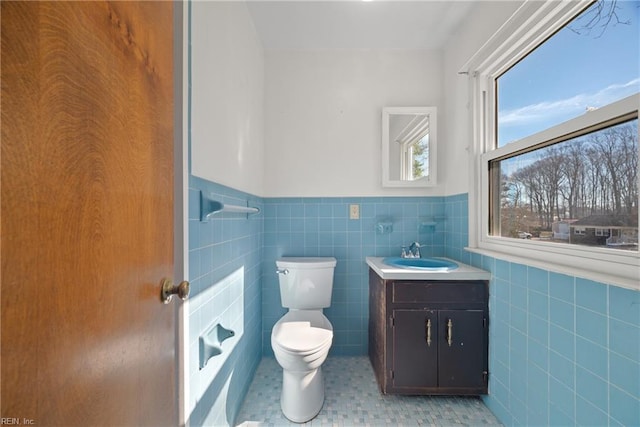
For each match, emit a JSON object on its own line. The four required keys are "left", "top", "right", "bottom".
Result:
{"left": 161, "top": 278, "right": 190, "bottom": 304}
{"left": 276, "top": 268, "right": 289, "bottom": 275}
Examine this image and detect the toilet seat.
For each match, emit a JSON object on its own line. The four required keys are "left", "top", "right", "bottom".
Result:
{"left": 272, "top": 311, "right": 333, "bottom": 354}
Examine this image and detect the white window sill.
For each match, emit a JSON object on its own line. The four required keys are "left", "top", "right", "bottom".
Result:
{"left": 466, "top": 242, "right": 639, "bottom": 292}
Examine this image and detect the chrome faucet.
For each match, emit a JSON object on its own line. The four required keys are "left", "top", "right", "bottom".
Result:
{"left": 401, "top": 242, "right": 422, "bottom": 258}
{"left": 410, "top": 242, "right": 421, "bottom": 258}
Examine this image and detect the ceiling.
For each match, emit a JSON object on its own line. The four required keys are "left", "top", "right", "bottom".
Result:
{"left": 246, "top": 1, "right": 479, "bottom": 50}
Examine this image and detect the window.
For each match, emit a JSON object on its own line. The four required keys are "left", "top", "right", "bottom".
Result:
{"left": 496, "top": 1, "right": 639, "bottom": 148}
{"left": 465, "top": 0, "right": 639, "bottom": 289}
{"left": 489, "top": 116, "right": 638, "bottom": 247}
{"left": 401, "top": 133, "right": 429, "bottom": 181}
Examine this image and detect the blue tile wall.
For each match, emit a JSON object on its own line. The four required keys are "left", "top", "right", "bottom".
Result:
{"left": 261, "top": 196, "right": 446, "bottom": 356}
{"left": 444, "top": 193, "right": 470, "bottom": 263}
{"left": 186, "top": 187, "right": 639, "bottom": 426}
{"left": 187, "top": 176, "right": 263, "bottom": 427}
{"left": 444, "top": 194, "right": 640, "bottom": 427}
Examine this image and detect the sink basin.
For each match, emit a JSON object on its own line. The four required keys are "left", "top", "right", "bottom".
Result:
{"left": 382, "top": 257, "right": 459, "bottom": 271}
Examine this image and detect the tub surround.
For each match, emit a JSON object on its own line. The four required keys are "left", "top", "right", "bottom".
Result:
{"left": 366, "top": 256, "right": 490, "bottom": 281}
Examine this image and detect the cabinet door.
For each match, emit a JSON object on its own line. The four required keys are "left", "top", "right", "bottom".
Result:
{"left": 438, "top": 310, "right": 486, "bottom": 388}
{"left": 392, "top": 309, "right": 438, "bottom": 388}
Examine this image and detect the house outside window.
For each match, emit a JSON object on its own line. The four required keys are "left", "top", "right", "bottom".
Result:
{"left": 463, "top": 0, "right": 639, "bottom": 289}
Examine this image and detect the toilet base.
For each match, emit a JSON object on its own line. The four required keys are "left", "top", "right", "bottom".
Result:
{"left": 280, "top": 366, "right": 325, "bottom": 423}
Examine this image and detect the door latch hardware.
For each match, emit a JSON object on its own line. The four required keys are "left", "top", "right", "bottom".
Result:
{"left": 161, "top": 278, "right": 190, "bottom": 304}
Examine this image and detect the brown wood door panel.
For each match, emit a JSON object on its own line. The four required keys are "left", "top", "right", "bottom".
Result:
{"left": 438, "top": 310, "right": 485, "bottom": 389}
{"left": 2, "top": 2, "right": 177, "bottom": 425}
{"left": 392, "top": 309, "right": 438, "bottom": 388}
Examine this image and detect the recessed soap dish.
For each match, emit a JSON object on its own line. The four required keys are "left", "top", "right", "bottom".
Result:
{"left": 199, "top": 323, "right": 235, "bottom": 370}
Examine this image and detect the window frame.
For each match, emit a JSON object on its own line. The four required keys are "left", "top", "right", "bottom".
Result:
{"left": 463, "top": 0, "right": 640, "bottom": 290}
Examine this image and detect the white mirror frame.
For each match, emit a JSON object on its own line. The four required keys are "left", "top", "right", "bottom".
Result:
{"left": 382, "top": 106, "right": 437, "bottom": 188}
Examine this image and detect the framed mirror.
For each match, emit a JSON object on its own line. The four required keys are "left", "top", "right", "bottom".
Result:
{"left": 382, "top": 107, "right": 437, "bottom": 187}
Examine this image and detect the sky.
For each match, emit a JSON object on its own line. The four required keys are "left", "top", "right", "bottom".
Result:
{"left": 497, "top": 0, "right": 640, "bottom": 147}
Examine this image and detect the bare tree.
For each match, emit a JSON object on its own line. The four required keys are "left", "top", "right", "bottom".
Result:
{"left": 586, "top": 125, "right": 633, "bottom": 214}
{"left": 568, "top": 0, "right": 630, "bottom": 38}
{"left": 539, "top": 146, "right": 566, "bottom": 226}
{"left": 502, "top": 121, "right": 637, "bottom": 235}
{"left": 558, "top": 140, "right": 585, "bottom": 219}
{"left": 618, "top": 123, "right": 639, "bottom": 214}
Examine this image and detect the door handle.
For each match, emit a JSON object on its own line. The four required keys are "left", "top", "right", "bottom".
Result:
{"left": 161, "top": 278, "right": 190, "bottom": 304}
{"left": 425, "top": 318, "right": 432, "bottom": 347}
{"left": 446, "top": 318, "right": 453, "bottom": 346}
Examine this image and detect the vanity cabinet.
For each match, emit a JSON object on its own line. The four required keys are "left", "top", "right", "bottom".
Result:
{"left": 368, "top": 269, "right": 489, "bottom": 395}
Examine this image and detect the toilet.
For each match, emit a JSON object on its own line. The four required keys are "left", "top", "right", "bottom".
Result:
{"left": 271, "top": 257, "right": 337, "bottom": 423}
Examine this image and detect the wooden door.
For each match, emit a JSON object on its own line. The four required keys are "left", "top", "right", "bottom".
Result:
{"left": 392, "top": 309, "right": 438, "bottom": 389}
{"left": 1, "top": 2, "right": 178, "bottom": 425}
{"left": 438, "top": 310, "right": 486, "bottom": 390}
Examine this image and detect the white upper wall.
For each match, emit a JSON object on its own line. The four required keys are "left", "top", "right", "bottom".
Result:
{"left": 263, "top": 49, "right": 443, "bottom": 197}
{"left": 441, "top": 1, "right": 524, "bottom": 195}
{"left": 190, "top": 1, "right": 265, "bottom": 196}
{"left": 189, "top": 1, "right": 524, "bottom": 198}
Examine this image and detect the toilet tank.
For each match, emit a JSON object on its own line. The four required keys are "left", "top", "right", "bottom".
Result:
{"left": 276, "top": 257, "right": 337, "bottom": 309}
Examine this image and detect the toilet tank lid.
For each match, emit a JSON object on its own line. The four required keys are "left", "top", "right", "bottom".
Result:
{"left": 276, "top": 257, "right": 337, "bottom": 269}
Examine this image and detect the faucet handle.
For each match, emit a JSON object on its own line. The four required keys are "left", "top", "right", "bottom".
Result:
{"left": 401, "top": 246, "right": 407, "bottom": 258}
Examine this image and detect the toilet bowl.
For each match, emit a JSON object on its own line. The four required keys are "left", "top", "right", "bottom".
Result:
{"left": 271, "top": 257, "right": 337, "bottom": 423}
{"left": 271, "top": 310, "right": 333, "bottom": 423}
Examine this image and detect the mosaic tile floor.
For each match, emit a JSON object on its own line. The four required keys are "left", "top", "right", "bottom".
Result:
{"left": 236, "top": 356, "right": 502, "bottom": 427}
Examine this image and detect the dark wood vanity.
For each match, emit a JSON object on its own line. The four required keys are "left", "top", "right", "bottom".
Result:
{"left": 368, "top": 268, "right": 489, "bottom": 395}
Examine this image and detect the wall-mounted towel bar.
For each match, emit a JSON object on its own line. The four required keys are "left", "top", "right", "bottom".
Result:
{"left": 200, "top": 191, "right": 260, "bottom": 221}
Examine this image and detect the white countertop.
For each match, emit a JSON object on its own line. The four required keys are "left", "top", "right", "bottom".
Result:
{"left": 366, "top": 256, "right": 491, "bottom": 281}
